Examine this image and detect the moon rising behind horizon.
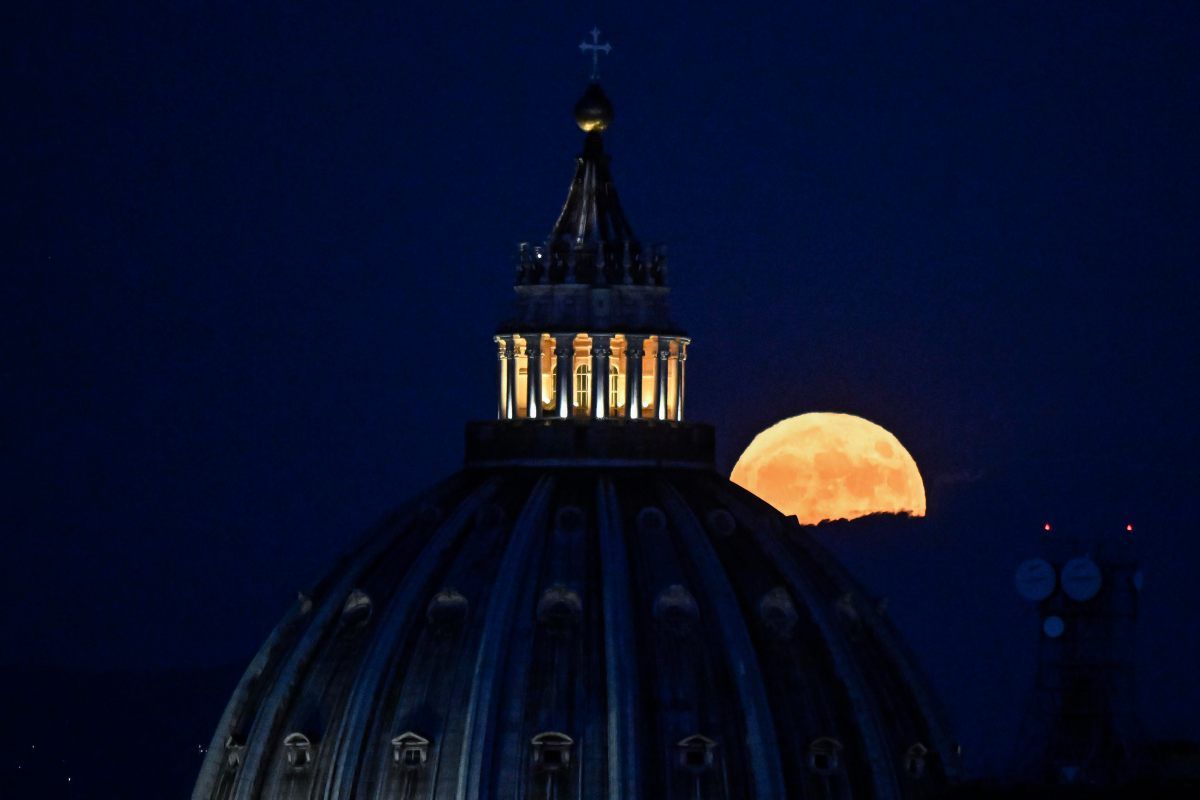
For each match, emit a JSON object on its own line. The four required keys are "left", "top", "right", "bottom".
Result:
{"left": 731, "top": 413, "right": 927, "bottom": 525}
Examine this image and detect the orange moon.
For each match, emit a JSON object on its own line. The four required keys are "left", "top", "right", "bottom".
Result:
{"left": 731, "top": 413, "right": 926, "bottom": 525}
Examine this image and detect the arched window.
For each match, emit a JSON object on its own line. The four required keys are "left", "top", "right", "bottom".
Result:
{"left": 574, "top": 363, "right": 590, "bottom": 409}
{"left": 609, "top": 364, "right": 621, "bottom": 408}
{"left": 545, "top": 361, "right": 557, "bottom": 410}
{"left": 283, "top": 732, "right": 314, "bottom": 769}
{"left": 531, "top": 731, "right": 574, "bottom": 773}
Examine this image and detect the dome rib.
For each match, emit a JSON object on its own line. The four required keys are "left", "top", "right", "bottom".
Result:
{"left": 320, "top": 477, "right": 504, "bottom": 800}
{"left": 195, "top": 469, "right": 957, "bottom": 800}
{"left": 550, "top": 133, "right": 637, "bottom": 250}
{"left": 193, "top": 476, "right": 470, "bottom": 800}
{"left": 489, "top": 480, "right": 566, "bottom": 800}
{"left": 789, "top": 530, "right": 962, "bottom": 784}
{"left": 658, "top": 481, "right": 787, "bottom": 800}
{"left": 224, "top": 476, "right": 489, "bottom": 800}
{"left": 597, "top": 477, "right": 639, "bottom": 799}
{"left": 192, "top": 597, "right": 303, "bottom": 800}
{"left": 455, "top": 476, "right": 556, "bottom": 800}
{"left": 382, "top": 502, "right": 511, "bottom": 800}
{"left": 709, "top": 480, "right": 902, "bottom": 800}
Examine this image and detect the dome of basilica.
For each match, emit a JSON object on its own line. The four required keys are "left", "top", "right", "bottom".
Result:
{"left": 194, "top": 64, "right": 958, "bottom": 800}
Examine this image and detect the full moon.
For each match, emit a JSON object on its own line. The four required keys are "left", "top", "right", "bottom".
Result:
{"left": 731, "top": 413, "right": 926, "bottom": 525}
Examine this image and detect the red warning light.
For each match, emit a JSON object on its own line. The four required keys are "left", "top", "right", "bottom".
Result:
{"left": 1126, "top": 523, "right": 1134, "bottom": 533}
{"left": 1043, "top": 523, "right": 1052, "bottom": 532}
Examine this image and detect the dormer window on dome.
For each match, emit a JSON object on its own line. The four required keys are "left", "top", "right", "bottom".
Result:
{"left": 283, "top": 733, "right": 313, "bottom": 769}
{"left": 904, "top": 742, "right": 929, "bottom": 779}
{"left": 531, "top": 731, "right": 574, "bottom": 772}
{"left": 809, "top": 737, "right": 843, "bottom": 776}
{"left": 390, "top": 732, "right": 430, "bottom": 771}
{"left": 677, "top": 734, "right": 718, "bottom": 773}
{"left": 224, "top": 734, "right": 245, "bottom": 769}
{"left": 495, "top": 80, "right": 688, "bottom": 423}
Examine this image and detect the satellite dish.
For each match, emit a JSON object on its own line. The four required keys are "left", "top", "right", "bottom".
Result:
{"left": 1061, "top": 557, "right": 1102, "bottom": 601}
{"left": 1014, "top": 558, "right": 1056, "bottom": 601}
{"left": 1043, "top": 616, "right": 1065, "bottom": 638}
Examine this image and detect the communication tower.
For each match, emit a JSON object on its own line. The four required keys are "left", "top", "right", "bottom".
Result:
{"left": 1012, "top": 522, "right": 1143, "bottom": 786}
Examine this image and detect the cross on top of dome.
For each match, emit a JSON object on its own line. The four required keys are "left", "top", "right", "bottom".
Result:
{"left": 578, "top": 27, "right": 611, "bottom": 81}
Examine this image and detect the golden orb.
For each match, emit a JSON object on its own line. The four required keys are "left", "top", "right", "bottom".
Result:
{"left": 573, "top": 82, "right": 614, "bottom": 131}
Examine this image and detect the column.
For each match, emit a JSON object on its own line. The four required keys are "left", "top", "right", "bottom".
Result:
{"left": 625, "top": 336, "right": 644, "bottom": 420}
{"left": 591, "top": 335, "right": 611, "bottom": 419}
{"left": 655, "top": 338, "right": 670, "bottom": 421}
{"left": 495, "top": 337, "right": 507, "bottom": 420}
{"left": 555, "top": 334, "right": 573, "bottom": 419}
{"left": 674, "top": 340, "right": 687, "bottom": 421}
{"left": 524, "top": 333, "right": 541, "bottom": 419}
{"left": 505, "top": 335, "right": 518, "bottom": 420}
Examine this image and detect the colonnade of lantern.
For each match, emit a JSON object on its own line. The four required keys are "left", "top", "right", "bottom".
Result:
{"left": 495, "top": 333, "right": 687, "bottom": 421}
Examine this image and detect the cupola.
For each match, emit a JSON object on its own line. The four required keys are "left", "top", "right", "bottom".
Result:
{"left": 192, "top": 30, "right": 959, "bottom": 800}
{"left": 495, "top": 74, "right": 687, "bottom": 424}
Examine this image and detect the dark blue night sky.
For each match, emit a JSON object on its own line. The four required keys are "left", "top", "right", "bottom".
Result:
{"left": 5, "top": 0, "right": 1199, "bottom": 790}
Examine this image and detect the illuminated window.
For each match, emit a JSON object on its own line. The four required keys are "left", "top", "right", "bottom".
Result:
{"left": 545, "top": 363, "right": 558, "bottom": 410}
{"left": 574, "top": 363, "right": 590, "bottom": 409}
{"left": 609, "top": 364, "right": 621, "bottom": 408}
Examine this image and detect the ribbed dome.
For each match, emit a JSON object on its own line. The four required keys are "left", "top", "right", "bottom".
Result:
{"left": 196, "top": 54, "right": 957, "bottom": 800}
{"left": 193, "top": 465, "right": 958, "bottom": 800}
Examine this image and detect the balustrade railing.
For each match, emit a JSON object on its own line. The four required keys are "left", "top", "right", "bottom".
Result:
{"left": 515, "top": 241, "right": 667, "bottom": 287}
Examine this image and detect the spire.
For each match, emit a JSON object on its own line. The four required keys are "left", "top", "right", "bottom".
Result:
{"left": 516, "top": 81, "right": 664, "bottom": 288}
{"left": 512, "top": 30, "right": 666, "bottom": 288}
{"left": 551, "top": 83, "right": 635, "bottom": 247}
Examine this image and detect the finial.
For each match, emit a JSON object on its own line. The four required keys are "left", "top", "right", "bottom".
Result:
{"left": 573, "top": 82, "right": 614, "bottom": 132}
{"left": 578, "top": 26, "right": 612, "bottom": 81}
